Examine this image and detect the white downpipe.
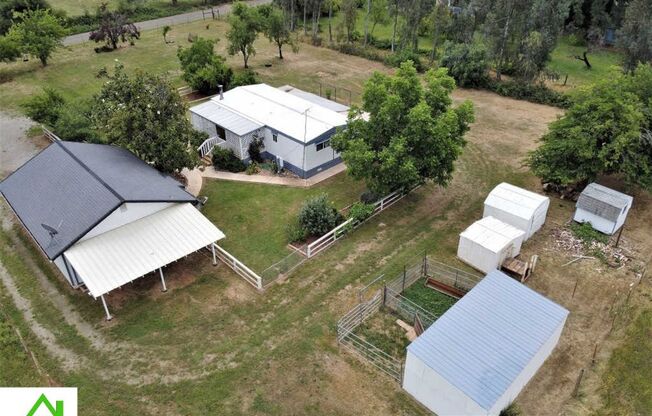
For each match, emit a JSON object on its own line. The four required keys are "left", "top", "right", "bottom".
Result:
{"left": 159, "top": 267, "right": 167, "bottom": 292}
{"left": 211, "top": 243, "right": 217, "bottom": 265}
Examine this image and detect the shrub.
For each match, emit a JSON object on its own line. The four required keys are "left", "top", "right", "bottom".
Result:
{"left": 330, "top": 43, "right": 384, "bottom": 63}
{"left": 360, "top": 190, "right": 380, "bottom": 204}
{"left": 245, "top": 161, "right": 260, "bottom": 175}
{"left": 348, "top": 202, "right": 375, "bottom": 223}
{"left": 54, "top": 105, "right": 98, "bottom": 143}
{"left": 177, "top": 37, "right": 233, "bottom": 94}
{"left": 247, "top": 137, "right": 264, "bottom": 163}
{"left": 212, "top": 147, "right": 246, "bottom": 172}
{"left": 231, "top": 69, "right": 259, "bottom": 88}
{"left": 285, "top": 219, "right": 308, "bottom": 243}
{"left": 298, "top": 193, "right": 344, "bottom": 237}
{"left": 384, "top": 50, "right": 424, "bottom": 72}
{"left": 21, "top": 87, "right": 65, "bottom": 126}
{"left": 486, "top": 79, "right": 571, "bottom": 108}
{"left": 440, "top": 41, "right": 490, "bottom": 87}
{"left": 368, "top": 35, "right": 392, "bottom": 50}
{"left": 500, "top": 403, "right": 521, "bottom": 416}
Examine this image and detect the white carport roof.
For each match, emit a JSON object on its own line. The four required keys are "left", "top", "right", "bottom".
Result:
{"left": 190, "top": 100, "right": 263, "bottom": 136}
{"left": 64, "top": 203, "right": 225, "bottom": 298}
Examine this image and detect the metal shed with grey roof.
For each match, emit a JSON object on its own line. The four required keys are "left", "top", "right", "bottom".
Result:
{"left": 0, "top": 141, "right": 225, "bottom": 320}
{"left": 402, "top": 270, "right": 568, "bottom": 416}
{"left": 573, "top": 183, "right": 633, "bottom": 235}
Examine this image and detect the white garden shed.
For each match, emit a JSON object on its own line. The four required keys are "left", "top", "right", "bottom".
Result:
{"left": 483, "top": 183, "right": 550, "bottom": 240}
{"left": 457, "top": 216, "right": 526, "bottom": 274}
{"left": 403, "top": 270, "right": 569, "bottom": 416}
{"left": 573, "top": 183, "right": 633, "bottom": 235}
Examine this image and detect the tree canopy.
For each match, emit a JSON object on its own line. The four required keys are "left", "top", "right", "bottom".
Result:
{"left": 227, "top": 2, "right": 261, "bottom": 68}
{"left": 332, "top": 61, "right": 474, "bottom": 194}
{"left": 177, "top": 37, "right": 233, "bottom": 94}
{"left": 90, "top": 63, "right": 203, "bottom": 173}
{"left": 0, "top": 0, "right": 48, "bottom": 35}
{"left": 6, "top": 9, "right": 66, "bottom": 66}
{"left": 617, "top": 0, "right": 652, "bottom": 72}
{"left": 260, "top": 4, "right": 296, "bottom": 59}
{"left": 89, "top": 3, "right": 140, "bottom": 50}
{"left": 529, "top": 64, "right": 652, "bottom": 191}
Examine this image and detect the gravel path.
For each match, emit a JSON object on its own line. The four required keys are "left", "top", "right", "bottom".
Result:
{"left": 0, "top": 112, "right": 44, "bottom": 179}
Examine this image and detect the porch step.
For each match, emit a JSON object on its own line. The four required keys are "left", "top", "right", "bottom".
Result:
{"left": 201, "top": 155, "right": 212, "bottom": 166}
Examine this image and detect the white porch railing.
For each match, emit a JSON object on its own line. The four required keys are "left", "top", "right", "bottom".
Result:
{"left": 305, "top": 187, "right": 413, "bottom": 258}
{"left": 197, "top": 136, "right": 224, "bottom": 158}
{"left": 42, "top": 126, "right": 61, "bottom": 142}
{"left": 213, "top": 244, "right": 263, "bottom": 290}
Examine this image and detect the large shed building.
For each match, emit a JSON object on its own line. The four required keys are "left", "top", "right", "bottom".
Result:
{"left": 457, "top": 216, "right": 526, "bottom": 274}
{"left": 190, "top": 83, "right": 349, "bottom": 178}
{"left": 403, "top": 270, "right": 569, "bottom": 416}
{"left": 573, "top": 183, "right": 633, "bottom": 235}
{"left": 483, "top": 183, "right": 550, "bottom": 240}
{"left": 0, "top": 141, "right": 225, "bottom": 319}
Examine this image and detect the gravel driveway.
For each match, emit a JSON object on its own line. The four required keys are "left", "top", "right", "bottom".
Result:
{"left": 0, "top": 111, "right": 46, "bottom": 179}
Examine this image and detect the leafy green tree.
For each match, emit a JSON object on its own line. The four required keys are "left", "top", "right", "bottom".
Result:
{"left": 332, "top": 61, "right": 474, "bottom": 194}
{"left": 529, "top": 69, "right": 652, "bottom": 191}
{"left": 54, "top": 103, "right": 99, "bottom": 143}
{"left": 6, "top": 9, "right": 66, "bottom": 66}
{"left": 0, "top": 36, "right": 20, "bottom": 62}
{"left": 90, "top": 63, "right": 202, "bottom": 173}
{"left": 21, "top": 87, "right": 65, "bottom": 125}
{"left": 617, "top": 0, "right": 652, "bottom": 72}
{"left": 369, "top": 0, "right": 390, "bottom": 37}
{"left": 227, "top": 2, "right": 261, "bottom": 68}
{"left": 177, "top": 37, "right": 233, "bottom": 94}
{"left": 338, "top": 0, "right": 357, "bottom": 43}
{"left": 261, "top": 5, "right": 297, "bottom": 59}
{"left": 298, "top": 193, "right": 343, "bottom": 236}
{"left": 440, "top": 41, "right": 490, "bottom": 87}
{"left": 0, "top": 0, "right": 48, "bottom": 35}
{"left": 425, "top": 3, "right": 451, "bottom": 63}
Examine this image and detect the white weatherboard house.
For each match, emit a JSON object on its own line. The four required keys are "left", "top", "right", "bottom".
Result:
{"left": 483, "top": 183, "right": 550, "bottom": 240}
{"left": 403, "top": 270, "right": 569, "bottom": 416}
{"left": 190, "top": 83, "right": 349, "bottom": 178}
{"left": 0, "top": 141, "right": 225, "bottom": 320}
{"left": 458, "top": 216, "right": 526, "bottom": 274}
{"left": 573, "top": 183, "right": 633, "bottom": 235}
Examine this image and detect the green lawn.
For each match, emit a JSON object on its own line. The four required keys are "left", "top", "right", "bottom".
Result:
{"left": 49, "top": 0, "right": 205, "bottom": 18}
{"left": 598, "top": 309, "right": 652, "bottom": 415}
{"left": 200, "top": 174, "right": 366, "bottom": 272}
{"left": 546, "top": 37, "right": 623, "bottom": 88}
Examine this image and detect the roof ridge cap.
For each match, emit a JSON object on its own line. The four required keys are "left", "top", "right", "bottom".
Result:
{"left": 56, "top": 142, "right": 125, "bottom": 202}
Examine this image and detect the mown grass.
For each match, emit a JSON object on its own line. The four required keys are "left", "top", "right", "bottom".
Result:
{"left": 51, "top": 0, "right": 205, "bottom": 18}
{"left": 598, "top": 309, "right": 652, "bottom": 415}
{"left": 547, "top": 37, "right": 623, "bottom": 88}
{"left": 200, "top": 173, "right": 366, "bottom": 271}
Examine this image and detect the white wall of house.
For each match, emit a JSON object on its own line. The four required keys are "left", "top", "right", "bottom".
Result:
{"left": 261, "top": 129, "right": 306, "bottom": 170}
{"left": 191, "top": 113, "right": 220, "bottom": 138}
{"left": 53, "top": 256, "right": 74, "bottom": 286}
{"left": 80, "top": 202, "right": 175, "bottom": 242}
{"left": 305, "top": 137, "right": 340, "bottom": 173}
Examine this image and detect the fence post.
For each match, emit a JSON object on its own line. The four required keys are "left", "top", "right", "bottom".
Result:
{"left": 402, "top": 265, "right": 406, "bottom": 292}
{"left": 423, "top": 251, "right": 428, "bottom": 277}
{"left": 382, "top": 284, "right": 387, "bottom": 307}
{"left": 572, "top": 368, "right": 585, "bottom": 398}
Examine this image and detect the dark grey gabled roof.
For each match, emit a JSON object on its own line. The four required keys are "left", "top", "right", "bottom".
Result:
{"left": 0, "top": 141, "right": 196, "bottom": 260}
{"left": 576, "top": 183, "right": 633, "bottom": 222}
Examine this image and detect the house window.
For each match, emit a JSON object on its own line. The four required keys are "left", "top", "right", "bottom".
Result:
{"left": 316, "top": 139, "right": 331, "bottom": 151}
{"left": 272, "top": 133, "right": 278, "bottom": 142}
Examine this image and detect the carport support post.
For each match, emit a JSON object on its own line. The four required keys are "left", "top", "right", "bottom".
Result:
{"left": 211, "top": 243, "right": 217, "bottom": 266}
{"left": 100, "top": 296, "right": 112, "bottom": 321}
{"left": 159, "top": 268, "right": 167, "bottom": 292}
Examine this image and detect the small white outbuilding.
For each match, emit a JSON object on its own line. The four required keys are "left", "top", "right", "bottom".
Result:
{"left": 574, "top": 183, "right": 633, "bottom": 235}
{"left": 483, "top": 183, "right": 550, "bottom": 240}
{"left": 457, "top": 216, "right": 526, "bottom": 274}
{"left": 403, "top": 270, "right": 569, "bottom": 416}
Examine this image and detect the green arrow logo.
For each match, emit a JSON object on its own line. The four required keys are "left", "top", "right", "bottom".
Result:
{"left": 26, "top": 393, "right": 63, "bottom": 416}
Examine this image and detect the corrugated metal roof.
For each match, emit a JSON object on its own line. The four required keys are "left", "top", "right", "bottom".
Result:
{"left": 576, "top": 183, "right": 633, "bottom": 222}
{"left": 192, "top": 84, "right": 348, "bottom": 142}
{"left": 407, "top": 270, "right": 569, "bottom": 411}
{"left": 485, "top": 183, "right": 549, "bottom": 220}
{"left": 0, "top": 142, "right": 195, "bottom": 259}
{"left": 277, "top": 85, "right": 350, "bottom": 113}
{"left": 460, "top": 217, "right": 525, "bottom": 254}
{"left": 64, "top": 203, "right": 224, "bottom": 298}
{"left": 190, "top": 100, "right": 263, "bottom": 136}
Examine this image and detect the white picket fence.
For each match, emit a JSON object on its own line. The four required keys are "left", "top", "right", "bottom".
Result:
{"left": 305, "top": 188, "right": 413, "bottom": 258}
{"left": 213, "top": 244, "right": 263, "bottom": 290}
